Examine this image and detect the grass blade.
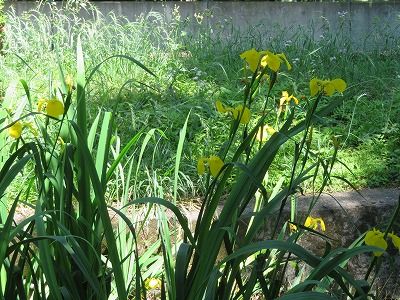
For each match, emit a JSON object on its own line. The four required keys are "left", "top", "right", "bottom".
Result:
{"left": 173, "top": 111, "right": 190, "bottom": 204}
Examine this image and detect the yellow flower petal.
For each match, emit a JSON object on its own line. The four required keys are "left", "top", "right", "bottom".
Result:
{"left": 280, "top": 91, "right": 299, "bottom": 106}
{"left": 365, "top": 228, "right": 382, "bottom": 244}
{"left": 216, "top": 101, "right": 250, "bottom": 125}
{"left": 241, "top": 108, "right": 251, "bottom": 124}
{"left": 256, "top": 124, "right": 276, "bottom": 142}
{"left": 215, "top": 100, "right": 227, "bottom": 113}
{"left": 305, "top": 216, "right": 326, "bottom": 231}
{"left": 323, "top": 82, "right": 336, "bottom": 96}
{"left": 280, "top": 91, "right": 289, "bottom": 106}
{"left": 197, "top": 158, "right": 206, "bottom": 175}
{"left": 240, "top": 48, "right": 261, "bottom": 73}
{"left": 9, "top": 121, "right": 23, "bottom": 139}
{"left": 256, "top": 126, "right": 268, "bottom": 141}
{"left": 365, "top": 228, "right": 387, "bottom": 256}
{"left": 389, "top": 233, "right": 400, "bottom": 250}
{"left": 261, "top": 51, "right": 280, "bottom": 72}
{"left": 232, "top": 105, "right": 251, "bottom": 124}
{"left": 231, "top": 105, "right": 241, "bottom": 121}
{"left": 240, "top": 49, "right": 291, "bottom": 73}
{"left": 331, "top": 78, "right": 347, "bottom": 93}
{"left": 256, "top": 124, "right": 276, "bottom": 141}
{"left": 310, "top": 78, "right": 321, "bottom": 97}
{"left": 37, "top": 98, "right": 46, "bottom": 112}
{"left": 289, "top": 222, "right": 298, "bottom": 232}
{"left": 208, "top": 155, "right": 224, "bottom": 177}
{"left": 304, "top": 216, "right": 314, "bottom": 229}
{"left": 277, "top": 53, "right": 292, "bottom": 71}
{"left": 310, "top": 78, "right": 346, "bottom": 97}
{"left": 65, "top": 74, "right": 74, "bottom": 92}
{"left": 46, "top": 99, "right": 64, "bottom": 117}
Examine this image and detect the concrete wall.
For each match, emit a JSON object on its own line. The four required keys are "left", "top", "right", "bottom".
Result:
{"left": 5, "top": 1, "right": 400, "bottom": 49}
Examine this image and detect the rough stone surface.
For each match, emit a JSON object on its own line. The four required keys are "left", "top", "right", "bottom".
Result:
{"left": 295, "top": 188, "right": 399, "bottom": 250}
{"left": 301, "top": 188, "right": 400, "bottom": 299}
{"left": 235, "top": 188, "right": 400, "bottom": 298}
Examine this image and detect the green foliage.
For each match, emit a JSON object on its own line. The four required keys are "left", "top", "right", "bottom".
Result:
{"left": 0, "top": 43, "right": 140, "bottom": 299}
{"left": 2, "top": 2, "right": 399, "bottom": 194}
{"left": 0, "top": 0, "right": 4, "bottom": 25}
{"left": 0, "top": 4, "right": 399, "bottom": 298}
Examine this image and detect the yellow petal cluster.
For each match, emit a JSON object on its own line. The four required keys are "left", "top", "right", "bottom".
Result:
{"left": 278, "top": 91, "right": 299, "bottom": 114}
{"left": 364, "top": 229, "right": 400, "bottom": 256}
{"left": 38, "top": 97, "right": 65, "bottom": 118}
{"left": 364, "top": 228, "right": 387, "bottom": 256}
{"left": 8, "top": 121, "right": 23, "bottom": 139}
{"left": 304, "top": 216, "right": 326, "bottom": 232}
{"left": 215, "top": 100, "right": 251, "bottom": 124}
{"left": 280, "top": 91, "right": 299, "bottom": 106}
{"left": 240, "top": 48, "right": 291, "bottom": 73}
{"left": 144, "top": 278, "right": 161, "bottom": 290}
{"left": 309, "top": 78, "right": 347, "bottom": 97}
{"left": 197, "top": 155, "right": 224, "bottom": 177}
{"left": 260, "top": 51, "right": 292, "bottom": 72}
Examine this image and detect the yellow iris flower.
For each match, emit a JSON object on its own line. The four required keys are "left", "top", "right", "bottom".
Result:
{"left": 309, "top": 78, "right": 347, "bottom": 97}
{"left": 197, "top": 155, "right": 224, "bottom": 177}
{"left": 260, "top": 51, "right": 292, "bottom": 72}
{"left": 278, "top": 91, "right": 299, "bottom": 114}
{"left": 38, "top": 97, "right": 65, "bottom": 118}
{"left": 304, "top": 216, "right": 326, "bottom": 232}
{"left": 240, "top": 48, "right": 291, "bottom": 73}
{"left": 364, "top": 228, "right": 387, "bottom": 256}
{"left": 280, "top": 91, "right": 299, "bottom": 106}
{"left": 8, "top": 121, "right": 23, "bottom": 139}
{"left": 215, "top": 100, "right": 251, "bottom": 124}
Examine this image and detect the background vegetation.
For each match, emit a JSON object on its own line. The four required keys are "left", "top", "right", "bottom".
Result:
{"left": 1, "top": 0, "right": 399, "bottom": 200}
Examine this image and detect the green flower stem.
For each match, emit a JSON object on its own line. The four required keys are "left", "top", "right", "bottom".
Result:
{"left": 271, "top": 93, "right": 323, "bottom": 240}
